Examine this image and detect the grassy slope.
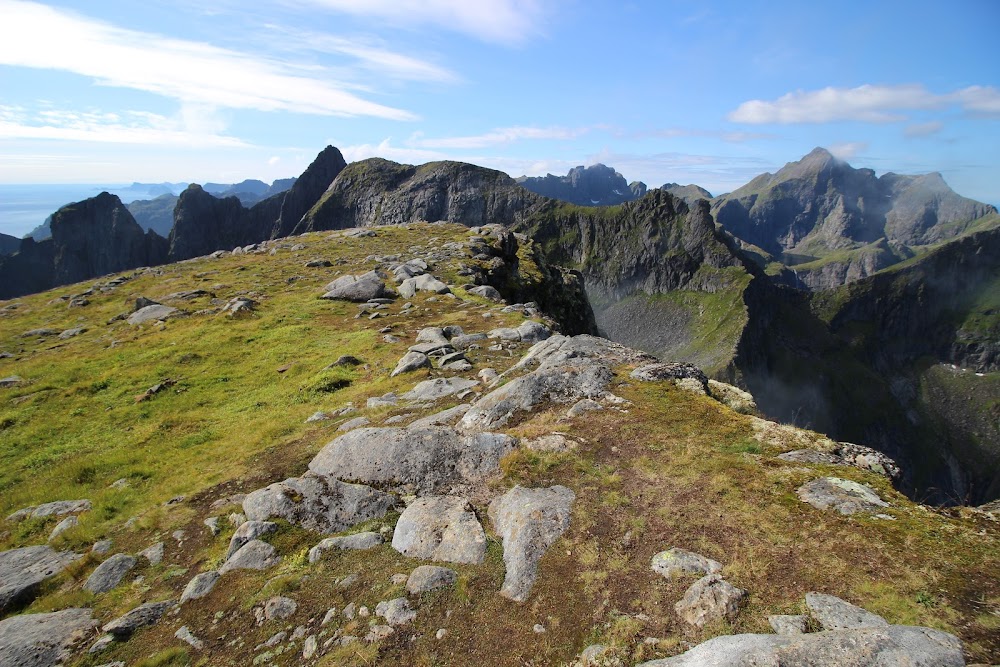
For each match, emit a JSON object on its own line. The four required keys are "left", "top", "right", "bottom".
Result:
{"left": 0, "top": 224, "right": 997, "bottom": 666}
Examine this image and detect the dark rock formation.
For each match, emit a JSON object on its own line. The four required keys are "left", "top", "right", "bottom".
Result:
{"left": 127, "top": 193, "right": 178, "bottom": 237}
{"left": 661, "top": 183, "right": 713, "bottom": 206}
{"left": 272, "top": 146, "right": 347, "bottom": 238}
{"left": 517, "top": 163, "right": 646, "bottom": 206}
{"left": 0, "top": 232, "right": 19, "bottom": 256}
{"left": 167, "top": 185, "right": 257, "bottom": 260}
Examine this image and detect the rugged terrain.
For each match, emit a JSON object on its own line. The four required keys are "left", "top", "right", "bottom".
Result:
{"left": 518, "top": 164, "right": 647, "bottom": 206}
{"left": 0, "top": 223, "right": 998, "bottom": 666}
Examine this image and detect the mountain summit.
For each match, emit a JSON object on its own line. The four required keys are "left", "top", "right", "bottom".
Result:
{"left": 517, "top": 163, "right": 647, "bottom": 206}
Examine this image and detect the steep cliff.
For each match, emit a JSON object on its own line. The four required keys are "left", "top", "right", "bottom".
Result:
{"left": 0, "top": 232, "right": 20, "bottom": 256}
{"left": 167, "top": 185, "right": 258, "bottom": 261}
{"left": 271, "top": 145, "right": 347, "bottom": 238}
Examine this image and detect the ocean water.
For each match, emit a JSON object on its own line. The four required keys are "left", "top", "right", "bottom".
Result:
{"left": 0, "top": 184, "right": 178, "bottom": 239}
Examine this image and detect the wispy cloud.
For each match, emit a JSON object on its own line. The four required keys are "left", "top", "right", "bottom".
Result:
{"left": 0, "top": 0, "right": 416, "bottom": 120}
{"left": 641, "top": 127, "right": 777, "bottom": 143}
{"left": 409, "top": 126, "right": 592, "bottom": 149}
{"left": 729, "top": 84, "right": 1000, "bottom": 124}
{"left": 300, "top": 0, "right": 546, "bottom": 44}
{"left": 904, "top": 121, "right": 944, "bottom": 138}
{"left": 0, "top": 103, "right": 248, "bottom": 147}
{"left": 340, "top": 138, "right": 447, "bottom": 165}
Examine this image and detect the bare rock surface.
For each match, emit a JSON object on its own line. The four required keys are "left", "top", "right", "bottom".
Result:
{"left": 401, "top": 377, "right": 479, "bottom": 403}
{"left": 309, "top": 532, "right": 384, "bottom": 563}
{"left": 392, "top": 496, "right": 486, "bottom": 564}
{"left": 309, "top": 427, "right": 516, "bottom": 495}
{"left": 226, "top": 521, "right": 277, "bottom": 559}
{"left": 408, "top": 403, "right": 471, "bottom": 429}
{"left": 805, "top": 592, "right": 890, "bottom": 630}
{"left": 636, "top": 626, "right": 964, "bottom": 666}
{"left": 103, "top": 600, "right": 175, "bottom": 637}
{"left": 219, "top": 539, "right": 279, "bottom": 573}
{"left": 0, "top": 545, "right": 80, "bottom": 612}
{"left": 375, "top": 597, "right": 416, "bottom": 626}
{"left": 7, "top": 499, "right": 92, "bottom": 521}
{"left": 488, "top": 485, "right": 575, "bottom": 602}
{"left": 243, "top": 473, "right": 396, "bottom": 533}
{"left": 127, "top": 304, "right": 182, "bottom": 325}
{"left": 406, "top": 565, "right": 457, "bottom": 594}
{"left": 321, "top": 273, "right": 392, "bottom": 301}
{"left": 391, "top": 351, "right": 431, "bottom": 377}
{"left": 797, "top": 477, "right": 889, "bottom": 515}
{"left": 651, "top": 548, "right": 722, "bottom": 579}
{"left": 0, "top": 608, "right": 98, "bottom": 667}
{"left": 181, "top": 571, "right": 220, "bottom": 603}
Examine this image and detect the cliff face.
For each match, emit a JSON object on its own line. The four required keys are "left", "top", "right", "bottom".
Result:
{"left": 0, "top": 233, "right": 20, "bottom": 256}
{"left": 271, "top": 146, "right": 347, "bottom": 238}
{"left": 298, "top": 159, "right": 543, "bottom": 233}
{"left": 50, "top": 192, "right": 165, "bottom": 285}
{"left": 0, "top": 237, "right": 55, "bottom": 299}
{"left": 167, "top": 185, "right": 256, "bottom": 261}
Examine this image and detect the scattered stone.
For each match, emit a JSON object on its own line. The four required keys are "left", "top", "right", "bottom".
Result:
{"left": 365, "top": 624, "right": 394, "bottom": 643}
{"left": 338, "top": 416, "right": 371, "bottom": 431}
{"left": 20, "top": 328, "right": 58, "bottom": 338}
{"left": 406, "top": 565, "right": 457, "bottom": 594}
{"left": 769, "top": 614, "right": 809, "bottom": 635}
{"left": 408, "top": 403, "right": 471, "bottom": 429}
{"left": 175, "top": 625, "right": 204, "bottom": 649}
{"left": 127, "top": 304, "right": 182, "bottom": 325}
{"left": 181, "top": 571, "right": 221, "bottom": 603}
{"left": 467, "top": 285, "right": 502, "bottom": 301}
{"left": 7, "top": 499, "right": 92, "bottom": 521}
{"left": 308, "top": 426, "right": 517, "bottom": 495}
{"left": 674, "top": 574, "right": 747, "bottom": 628}
{"left": 436, "top": 628, "right": 447, "bottom": 640}
{"left": 103, "top": 600, "right": 175, "bottom": 637}
{"left": 579, "top": 644, "right": 614, "bottom": 666}
{"left": 226, "top": 521, "right": 277, "bottom": 559}
{"left": 92, "top": 540, "right": 113, "bottom": 555}
{"left": 778, "top": 450, "right": 844, "bottom": 465}
{"left": 452, "top": 333, "right": 488, "bottom": 349}
{"left": 338, "top": 573, "right": 359, "bottom": 589}
{"left": 306, "top": 259, "right": 332, "bottom": 267}
{"left": 0, "top": 545, "right": 80, "bottom": 613}
{"left": 398, "top": 274, "right": 450, "bottom": 298}
{"left": 303, "top": 634, "right": 318, "bottom": 659}
{"left": 58, "top": 327, "right": 87, "bottom": 340}
{"left": 0, "top": 375, "right": 24, "bottom": 389}
{"left": 797, "top": 477, "right": 889, "bottom": 515}
{"left": 0, "top": 608, "right": 98, "bottom": 667}
{"left": 139, "top": 542, "right": 164, "bottom": 566}
{"left": 376, "top": 597, "right": 416, "bottom": 626}
{"left": 84, "top": 553, "right": 137, "bottom": 594}
{"left": 309, "top": 532, "right": 384, "bottom": 563}
{"left": 243, "top": 473, "right": 396, "bottom": 534}
{"left": 332, "top": 355, "right": 363, "bottom": 367}
{"left": 264, "top": 596, "right": 297, "bottom": 621}
{"left": 88, "top": 634, "right": 115, "bottom": 655}
{"left": 488, "top": 485, "right": 575, "bottom": 602}
{"left": 805, "top": 592, "right": 889, "bottom": 630}
{"left": 651, "top": 548, "right": 722, "bottom": 579}
{"left": 630, "top": 362, "right": 708, "bottom": 390}
{"left": 525, "top": 434, "right": 578, "bottom": 452}
{"left": 391, "top": 573, "right": 409, "bottom": 584}
{"left": 566, "top": 398, "right": 603, "bottom": 418}
{"left": 204, "top": 517, "right": 220, "bottom": 535}
{"left": 392, "top": 496, "right": 486, "bottom": 564}
{"left": 48, "top": 515, "right": 78, "bottom": 541}
{"left": 218, "top": 540, "right": 279, "bottom": 573}
{"left": 517, "top": 321, "right": 551, "bottom": 343}
{"left": 533, "top": 624, "right": 546, "bottom": 633}
{"left": 321, "top": 273, "right": 393, "bottom": 302}
{"left": 707, "top": 379, "right": 757, "bottom": 414}
{"left": 221, "top": 297, "right": 256, "bottom": 318}
{"left": 401, "top": 377, "right": 478, "bottom": 403}
{"left": 391, "top": 351, "right": 431, "bottom": 377}
{"left": 367, "top": 393, "right": 398, "bottom": 409}
{"left": 343, "top": 602, "right": 356, "bottom": 619}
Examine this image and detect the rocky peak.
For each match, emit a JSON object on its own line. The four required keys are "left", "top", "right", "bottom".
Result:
{"left": 517, "top": 163, "right": 646, "bottom": 206}
{"left": 271, "top": 145, "right": 347, "bottom": 239}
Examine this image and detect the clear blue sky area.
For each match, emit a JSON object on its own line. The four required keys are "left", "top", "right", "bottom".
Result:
{"left": 1, "top": 0, "right": 997, "bottom": 207}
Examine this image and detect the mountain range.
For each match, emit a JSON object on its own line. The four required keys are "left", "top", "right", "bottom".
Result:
{"left": 0, "top": 146, "right": 997, "bottom": 504}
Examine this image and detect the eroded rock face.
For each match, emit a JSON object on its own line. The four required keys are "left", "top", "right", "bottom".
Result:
{"left": 243, "top": 473, "right": 397, "bottom": 533}
{"left": 392, "top": 496, "right": 486, "bottom": 564}
{"left": 308, "top": 427, "right": 516, "bottom": 495}
{"left": 488, "top": 485, "right": 575, "bottom": 602}
{"left": 0, "top": 608, "right": 98, "bottom": 667}
{"left": 0, "top": 546, "right": 80, "bottom": 613}
{"left": 636, "top": 626, "right": 964, "bottom": 667}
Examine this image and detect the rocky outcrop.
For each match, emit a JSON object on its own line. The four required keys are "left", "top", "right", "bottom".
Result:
{"left": 391, "top": 496, "right": 486, "bottom": 564}
{"left": 517, "top": 164, "right": 646, "bottom": 206}
{"left": 0, "top": 546, "right": 80, "bottom": 613}
{"left": 661, "top": 183, "right": 713, "bottom": 206}
{"left": 167, "top": 185, "right": 259, "bottom": 260}
{"left": 271, "top": 146, "right": 347, "bottom": 238}
{"left": 0, "top": 608, "right": 98, "bottom": 667}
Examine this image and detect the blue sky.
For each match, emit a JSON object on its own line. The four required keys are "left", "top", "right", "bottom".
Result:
{"left": 1, "top": 0, "right": 998, "bottom": 205}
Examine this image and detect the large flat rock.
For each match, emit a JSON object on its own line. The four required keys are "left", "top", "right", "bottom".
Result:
{"left": 0, "top": 608, "right": 98, "bottom": 667}
{"left": 243, "top": 473, "right": 396, "bottom": 533}
{"left": 0, "top": 546, "right": 80, "bottom": 613}
{"left": 392, "top": 496, "right": 486, "bottom": 564}
{"left": 309, "top": 427, "right": 516, "bottom": 495}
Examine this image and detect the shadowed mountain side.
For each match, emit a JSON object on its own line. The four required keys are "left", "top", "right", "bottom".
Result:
{"left": 517, "top": 163, "right": 647, "bottom": 206}
{"left": 0, "top": 233, "right": 20, "bottom": 256}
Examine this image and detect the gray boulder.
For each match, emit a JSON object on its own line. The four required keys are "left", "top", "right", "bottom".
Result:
{"left": 516, "top": 320, "right": 551, "bottom": 343}
{"left": 488, "top": 485, "right": 575, "bottom": 602}
{"left": 321, "top": 274, "right": 392, "bottom": 302}
{"left": 243, "top": 473, "right": 396, "bottom": 533}
{"left": 309, "top": 532, "right": 384, "bottom": 563}
{"left": 406, "top": 565, "right": 457, "bottom": 594}
{"left": 468, "top": 285, "right": 502, "bottom": 301}
{"left": 219, "top": 540, "right": 279, "bottom": 573}
{"left": 630, "top": 362, "right": 708, "bottom": 390}
{"left": 226, "top": 520, "right": 277, "bottom": 559}
{"left": 392, "top": 496, "right": 486, "bottom": 564}
{"left": 375, "top": 597, "right": 416, "bottom": 626}
{"left": 408, "top": 404, "right": 471, "bottom": 429}
{"left": 309, "top": 427, "right": 516, "bottom": 495}
{"left": 399, "top": 274, "right": 449, "bottom": 298}
{"left": 674, "top": 574, "right": 748, "bottom": 628}
{"left": 635, "top": 626, "right": 964, "bottom": 666}
{"left": 138, "top": 542, "right": 164, "bottom": 566}
{"left": 806, "top": 592, "right": 890, "bottom": 630}
{"left": 0, "top": 545, "right": 80, "bottom": 612}
{"left": 0, "top": 608, "right": 98, "bottom": 667}
{"left": 102, "top": 600, "right": 175, "bottom": 638}
{"left": 181, "top": 571, "right": 220, "bottom": 603}
{"left": 651, "top": 548, "right": 722, "bottom": 579}
{"left": 401, "top": 377, "right": 479, "bottom": 403}
{"left": 83, "top": 553, "right": 137, "bottom": 594}
{"left": 768, "top": 614, "right": 809, "bottom": 635}
{"left": 48, "top": 515, "right": 78, "bottom": 541}
{"left": 7, "top": 499, "right": 92, "bottom": 521}
{"left": 264, "top": 596, "right": 297, "bottom": 620}
{"left": 797, "top": 477, "right": 889, "bottom": 515}
{"left": 127, "top": 304, "right": 182, "bottom": 325}
{"left": 391, "top": 351, "right": 431, "bottom": 377}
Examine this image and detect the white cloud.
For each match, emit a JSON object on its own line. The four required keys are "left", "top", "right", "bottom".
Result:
{"left": 300, "top": 0, "right": 545, "bottom": 44}
{"left": 904, "top": 121, "right": 944, "bottom": 138}
{"left": 409, "top": 126, "right": 591, "bottom": 149}
{"left": 268, "top": 156, "right": 281, "bottom": 166}
{"left": 729, "top": 84, "right": 1000, "bottom": 124}
{"left": 0, "top": 103, "right": 248, "bottom": 147}
{"left": 340, "top": 138, "right": 447, "bottom": 165}
{"left": 828, "top": 142, "right": 868, "bottom": 160}
{"left": 0, "top": 0, "right": 415, "bottom": 120}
